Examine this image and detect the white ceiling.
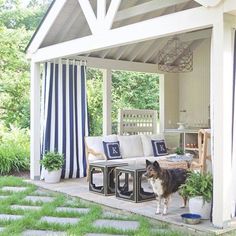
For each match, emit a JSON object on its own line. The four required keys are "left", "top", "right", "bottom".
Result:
{"left": 39, "top": 0, "right": 211, "bottom": 65}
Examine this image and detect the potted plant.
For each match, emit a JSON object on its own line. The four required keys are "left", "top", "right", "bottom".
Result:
{"left": 175, "top": 147, "right": 184, "bottom": 157}
{"left": 40, "top": 152, "right": 64, "bottom": 183}
{"left": 179, "top": 171, "right": 213, "bottom": 219}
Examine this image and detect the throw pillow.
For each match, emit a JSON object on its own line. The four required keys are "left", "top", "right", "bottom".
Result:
{"left": 151, "top": 139, "right": 168, "bottom": 156}
{"left": 103, "top": 141, "right": 122, "bottom": 160}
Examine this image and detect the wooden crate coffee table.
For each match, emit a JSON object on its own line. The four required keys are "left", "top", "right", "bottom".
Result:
{"left": 115, "top": 165, "right": 155, "bottom": 203}
{"left": 89, "top": 161, "right": 128, "bottom": 196}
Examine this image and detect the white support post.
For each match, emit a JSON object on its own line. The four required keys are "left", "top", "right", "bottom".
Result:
{"left": 211, "top": 14, "right": 235, "bottom": 228}
{"left": 102, "top": 69, "right": 112, "bottom": 135}
{"left": 30, "top": 62, "right": 41, "bottom": 180}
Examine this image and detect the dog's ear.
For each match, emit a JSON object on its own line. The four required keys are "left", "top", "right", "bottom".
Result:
{"left": 153, "top": 161, "right": 160, "bottom": 169}
{"left": 146, "top": 159, "right": 152, "bottom": 166}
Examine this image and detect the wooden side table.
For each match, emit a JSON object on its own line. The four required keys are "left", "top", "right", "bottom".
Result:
{"left": 89, "top": 161, "right": 127, "bottom": 196}
{"left": 115, "top": 165, "right": 155, "bottom": 203}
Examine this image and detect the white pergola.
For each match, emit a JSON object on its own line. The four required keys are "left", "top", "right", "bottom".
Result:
{"left": 26, "top": 0, "right": 236, "bottom": 229}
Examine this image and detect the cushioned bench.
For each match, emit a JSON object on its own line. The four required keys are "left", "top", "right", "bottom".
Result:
{"left": 85, "top": 134, "right": 170, "bottom": 177}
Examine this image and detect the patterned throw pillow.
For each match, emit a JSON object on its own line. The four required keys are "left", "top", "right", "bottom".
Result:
{"left": 151, "top": 139, "right": 168, "bottom": 156}
{"left": 103, "top": 141, "right": 122, "bottom": 160}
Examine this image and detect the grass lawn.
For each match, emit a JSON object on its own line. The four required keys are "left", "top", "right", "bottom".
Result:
{"left": 0, "top": 176, "right": 184, "bottom": 236}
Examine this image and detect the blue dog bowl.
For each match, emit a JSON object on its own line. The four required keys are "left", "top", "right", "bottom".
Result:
{"left": 181, "top": 213, "right": 201, "bottom": 225}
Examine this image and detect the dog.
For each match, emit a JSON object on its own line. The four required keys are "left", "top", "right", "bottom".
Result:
{"left": 144, "top": 160, "right": 187, "bottom": 215}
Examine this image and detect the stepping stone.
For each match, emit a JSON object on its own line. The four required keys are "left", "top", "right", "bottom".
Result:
{"left": 93, "top": 219, "right": 139, "bottom": 231}
{"left": 0, "top": 227, "right": 4, "bottom": 232}
{"left": 0, "top": 196, "right": 8, "bottom": 199}
{"left": 56, "top": 207, "right": 90, "bottom": 214}
{"left": 33, "top": 189, "right": 51, "bottom": 196}
{"left": 24, "top": 196, "right": 54, "bottom": 203}
{"left": 0, "top": 214, "right": 23, "bottom": 221}
{"left": 22, "top": 230, "right": 66, "bottom": 236}
{"left": 41, "top": 216, "right": 80, "bottom": 225}
{"left": 10, "top": 205, "right": 42, "bottom": 211}
{"left": 85, "top": 234, "right": 128, "bottom": 236}
{"left": 2, "top": 186, "right": 27, "bottom": 192}
{"left": 103, "top": 211, "right": 128, "bottom": 219}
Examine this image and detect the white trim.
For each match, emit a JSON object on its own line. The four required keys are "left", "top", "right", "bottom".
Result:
{"left": 30, "top": 62, "right": 41, "bottom": 180}
{"left": 102, "top": 69, "right": 112, "bottom": 135}
{"left": 30, "top": 7, "right": 217, "bottom": 62}
{"left": 104, "top": 0, "right": 122, "bottom": 30}
{"left": 79, "top": 56, "right": 159, "bottom": 73}
{"left": 27, "top": 0, "right": 67, "bottom": 54}
{"left": 194, "top": 0, "right": 223, "bottom": 7}
{"left": 77, "top": 0, "right": 97, "bottom": 34}
{"left": 115, "top": 0, "right": 188, "bottom": 22}
{"left": 211, "top": 13, "right": 235, "bottom": 228}
{"left": 97, "top": 0, "right": 106, "bottom": 22}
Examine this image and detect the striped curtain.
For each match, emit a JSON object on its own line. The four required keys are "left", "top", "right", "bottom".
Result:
{"left": 41, "top": 59, "right": 88, "bottom": 178}
{"left": 232, "top": 30, "right": 236, "bottom": 217}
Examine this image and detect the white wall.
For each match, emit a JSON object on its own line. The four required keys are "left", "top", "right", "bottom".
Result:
{"left": 178, "top": 39, "right": 211, "bottom": 128}
{"left": 161, "top": 73, "right": 179, "bottom": 129}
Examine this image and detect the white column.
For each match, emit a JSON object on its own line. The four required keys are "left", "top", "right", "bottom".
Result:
{"left": 30, "top": 61, "right": 41, "bottom": 180}
{"left": 211, "top": 14, "right": 235, "bottom": 228}
{"left": 102, "top": 69, "right": 112, "bottom": 135}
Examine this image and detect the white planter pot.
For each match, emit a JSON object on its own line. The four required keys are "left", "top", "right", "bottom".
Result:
{"left": 44, "top": 169, "right": 62, "bottom": 183}
{"left": 189, "top": 196, "right": 212, "bottom": 219}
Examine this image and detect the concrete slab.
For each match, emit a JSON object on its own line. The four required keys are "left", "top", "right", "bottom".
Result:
{"left": 40, "top": 216, "right": 80, "bottom": 225}
{"left": 0, "top": 214, "right": 23, "bottom": 221}
{"left": 93, "top": 219, "right": 139, "bottom": 231}
{"left": 10, "top": 205, "right": 42, "bottom": 211}
{"left": 103, "top": 211, "right": 128, "bottom": 219}
{"left": 85, "top": 234, "right": 128, "bottom": 236}
{"left": 56, "top": 207, "right": 90, "bottom": 214}
{"left": 24, "top": 196, "right": 54, "bottom": 203}
{"left": 33, "top": 189, "right": 52, "bottom": 196}
{"left": 0, "top": 196, "right": 8, "bottom": 199}
{"left": 0, "top": 227, "right": 4, "bottom": 232}
{"left": 2, "top": 186, "right": 28, "bottom": 192}
{"left": 22, "top": 230, "right": 66, "bottom": 236}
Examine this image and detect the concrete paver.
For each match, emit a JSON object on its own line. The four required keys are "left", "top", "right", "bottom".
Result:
{"left": 0, "top": 214, "right": 23, "bottom": 221}
{"left": 10, "top": 205, "right": 42, "bottom": 211}
{"left": 40, "top": 216, "right": 80, "bottom": 225}
{"left": 93, "top": 219, "right": 139, "bottom": 231}
{"left": 22, "top": 230, "right": 66, "bottom": 236}
{"left": 56, "top": 207, "right": 90, "bottom": 214}
{"left": 24, "top": 196, "right": 54, "bottom": 203}
{"left": 2, "top": 186, "right": 28, "bottom": 192}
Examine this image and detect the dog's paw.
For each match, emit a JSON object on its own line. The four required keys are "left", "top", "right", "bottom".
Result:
{"left": 155, "top": 211, "right": 161, "bottom": 215}
{"left": 162, "top": 212, "right": 168, "bottom": 216}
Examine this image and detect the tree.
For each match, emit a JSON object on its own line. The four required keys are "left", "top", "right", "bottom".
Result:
{"left": 86, "top": 69, "right": 159, "bottom": 135}
{"left": 0, "top": 0, "right": 52, "bottom": 128}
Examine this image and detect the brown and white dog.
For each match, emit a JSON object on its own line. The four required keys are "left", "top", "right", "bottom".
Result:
{"left": 144, "top": 160, "right": 187, "bottom": 215}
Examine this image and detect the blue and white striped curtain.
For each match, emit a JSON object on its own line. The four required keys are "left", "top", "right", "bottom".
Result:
{"left": 232, "top": 30, "right": 236, "bottom": 216}
{"left": 41, "top": 59, "right": 88, "bottom": 178}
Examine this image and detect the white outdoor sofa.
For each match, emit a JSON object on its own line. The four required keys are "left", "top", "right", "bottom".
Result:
{"left": 85, "top": 134, "right": 172, "bottom": 177}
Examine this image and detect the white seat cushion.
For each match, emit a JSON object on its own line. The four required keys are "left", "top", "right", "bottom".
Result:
{"left": 140, "top": 134, "right": 165, "bottom": 157}
{"left": 85, "top": 135, "right": 118, "bottom": 162}
{"left": 118, "top": 135, "right": 144, "bottom": 158}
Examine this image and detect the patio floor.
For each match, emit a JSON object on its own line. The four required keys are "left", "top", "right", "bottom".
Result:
{"left": 29, "top": 176, "right": 236, "bottom": 235}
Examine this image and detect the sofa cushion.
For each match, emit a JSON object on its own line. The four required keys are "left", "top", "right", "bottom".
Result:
{"left": 118, "top": 135, "right": 144, "bottom": 158}
{"left": 85, "top": 135, "right": 118, "bottom": 161}
{"left": 140, "top": 134, "right": 164, "bottom": 156}
{"left": 103, "top": 141, "right": 122, "bottom": 160}
{"left": 151, "top": 139, "right": 168, "bottom": 156}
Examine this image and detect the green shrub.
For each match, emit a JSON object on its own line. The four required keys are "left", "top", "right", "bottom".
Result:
{"left": 0, "top": 123, "right": 30, "bottom": 175}
{"left": 175, "top": 147, "right": 184, "bottom": 155}
{"left": 179, "top": 171, "right": 213, "bottom": 202}
{"left": 41, "top": 152, "right": 64, "bottom": 172}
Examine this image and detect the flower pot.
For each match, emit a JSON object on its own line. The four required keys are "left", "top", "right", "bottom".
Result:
{"left": 189, "top": 196, "right": 211, "bottom": 219}
{"left": 44, "top": 169, "right": 62, "bottom": 183}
